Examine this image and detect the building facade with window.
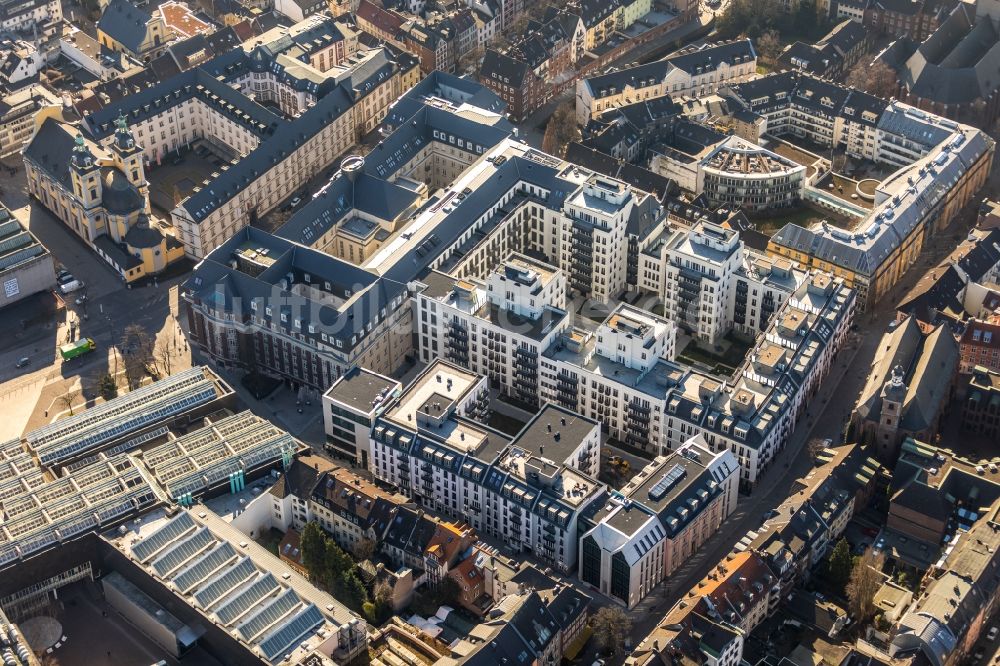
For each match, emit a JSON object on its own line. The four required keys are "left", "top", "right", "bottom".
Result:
{"left": 577, "top": 436, "right": 739, "bottom": 608}
{"left": 23, "top": 116, "right": 186, "bottom": 282}
{"left": 367, "top": 360, "right": 604, "bottom": 572}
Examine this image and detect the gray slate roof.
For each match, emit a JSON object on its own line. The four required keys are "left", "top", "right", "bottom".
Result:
{"left": 98, "top": 0, "right": 153, "bottom": 54}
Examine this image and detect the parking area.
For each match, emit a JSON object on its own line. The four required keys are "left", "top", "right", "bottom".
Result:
{"left": 16, "top": 203, "right": 123, "bottom": 302}
{"left": 146, "top": 143, "right": 231, "bottom": 216}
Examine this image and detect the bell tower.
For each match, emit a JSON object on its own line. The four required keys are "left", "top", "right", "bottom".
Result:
{"left": 69, "top": 133, "right": 101, "bottom": 210}
{"left": 111, "top": 112, "right": 148, "bottom": 204}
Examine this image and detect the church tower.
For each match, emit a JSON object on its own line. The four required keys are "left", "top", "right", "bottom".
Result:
{"left": 69, "top": 133, "right": 101, "bottom": 211}
{"left": 111, "top": 114, "right": 149, "bottom": 208}
{"left": 110, "top": 112, "right": 148, "bottom": 208}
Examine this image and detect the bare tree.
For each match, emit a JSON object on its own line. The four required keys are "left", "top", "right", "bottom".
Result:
{"left": 543, "top": 102, "right": 579, "bottom": 158}
{"left": 457, "top": 45, "right": 484, "bottom": 74}
{"left": 350, "top": 537, "right": 377, "bottom": 562}
{"left": 57, "top": 388, "right": 81, "bottom": 416}
{"left": 807, "top": 437, "right": 828, "bottom": 462}
{"left": 155, "top": 340, "right": 175, "bottom": 377}
{"left": 592, "top": 606, "right": 632, "bottom": 656}
{"left": 372, "top": 580, "right": 393, "bottom": 607}
{"left": 846, "top": 60, "right": 898, "bottom": 100}
{"left": 846, "top": 549, "right": 885, "bottom": 621}
{"left": 756, "top": 29, "right": 782, "bottom": 63}
{"left": 120, "top": 323, "right": 155, "bottom": 390}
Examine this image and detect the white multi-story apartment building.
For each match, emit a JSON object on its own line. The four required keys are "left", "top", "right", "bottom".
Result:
{"left": 660, "top": 273, "right": 855, "bottom": 490}
{"left": 415, "top": 256, "right": 681, "bottom": 454}
{"left": 576, "top": 40, "right": 757, "bottom": 123}
{"left": 639, "top": 220, "right": 743, "bottom": 344}
{"left": 367, "top": 359, "right": 604, "bottom": 572}
{"left": 414, "top": 255, "right": 570, "bottom": 406}
{"left": 539, "top": 303, "right": 677, "bottom": 453}
{"left": 578, "top": 435, "right": 739, "bottom": 608}
{"left": 406, "top": 201, "right": 848, "bottom": 485}
{"left": 637, "top": 220, "right": 808, "bottom": 344}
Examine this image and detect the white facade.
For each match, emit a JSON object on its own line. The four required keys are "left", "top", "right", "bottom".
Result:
{"left": 367, "top": 360, "right": 604, "bottom": 572}
{"left": 576, "top": 40, "right": 758, "bottom": 124}
{"left": 661, "top": 274, "right": 855, "bottom": 490}
{"left": 578, "top": 436, "right": 739, "bottom": 608}
{"left": 639, "top": 220, "right": 744, "bottom": 344}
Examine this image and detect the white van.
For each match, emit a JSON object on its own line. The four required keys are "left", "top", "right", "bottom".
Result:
{"left": 59, "top": 280, "right": 84, "bottom": 294}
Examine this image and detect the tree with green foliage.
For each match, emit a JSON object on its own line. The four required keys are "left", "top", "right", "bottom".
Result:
{"left": 335, "top": 569, "right": 369, "bottom": 612}
{"left": 300, "top": 522, "right": 327, "bottom": 583}
{"left": 827, "top": 538, "right": 853, "bottom": 590}
{"left": 97, "top": 373, "right": 118, "bottom": 401}
{"left": 324, "top": 539, "right": 353, "bottom": 582}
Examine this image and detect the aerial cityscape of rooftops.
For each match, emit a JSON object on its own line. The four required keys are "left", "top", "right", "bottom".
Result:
{"left": 5, "top": 0, "right": 1000, "bottom": 661}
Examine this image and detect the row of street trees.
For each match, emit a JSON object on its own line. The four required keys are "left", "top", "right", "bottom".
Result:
{"left": 56, "top": 321, "right": 179, "bottom": 415}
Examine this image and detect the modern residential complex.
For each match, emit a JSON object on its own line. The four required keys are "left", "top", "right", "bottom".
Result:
{"left": 578, "top": 435, "right": 739, "bottom": 608}
{"left": 367, "top": 359, "right": 603, "bottom": 573}
{"left": 717, "top": 72, "right": 994, "bottom": 310}
{"left": 182, "top": 69, "right": 856, "bottom": 493}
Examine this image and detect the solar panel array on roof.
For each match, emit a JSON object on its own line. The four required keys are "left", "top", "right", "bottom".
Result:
{"left": 258, "top": 604, "right": 325, "bottom": 662}
{"left": 193, "top": 557, "right": 257, "bottom": 609}
{"left": 648, "top": 464, "right": 687, "bottom": 502}
{"left": 238, "top": 587, "right": 301, "bottom": 641}
{"left": 152, "top": 527, "right": 214, "bottom": 577}
{"left": 132, "top": 512, "right": 197, "bottom": 562}
{"left": 173, "top": 542, "right": 239, "bottom": 593}
{"left": 26, "top": 368, "right": 219, "bottom": 466}
{"left": 216, "top": 573, "right": 281, "bottom": 625}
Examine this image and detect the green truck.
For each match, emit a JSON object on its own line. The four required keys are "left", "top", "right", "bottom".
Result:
{"left": 59, "top": 338, "right": 96, "bottom": 361}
